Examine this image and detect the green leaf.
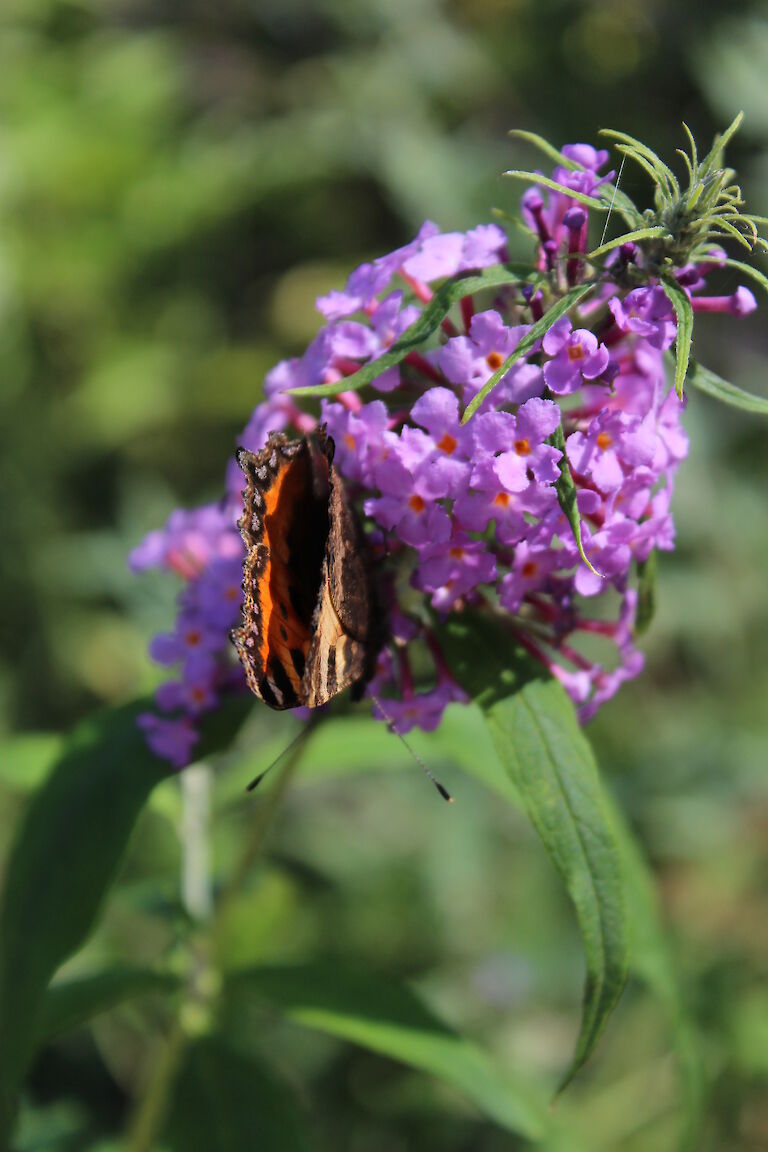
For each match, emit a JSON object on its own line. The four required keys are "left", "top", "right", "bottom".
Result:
{"left": 605, "top": 794, "right": 705, "bottom": 1149}
{"left": 507, "top": 129, "right": 582, "bottom": 171}
{"left": 39, "top": 967, "right": 181, "bottom": 1042}
{"left": 503, "top": 170, "right": 606, "bottom": 211}
{"left": 226, "top": 962, "right": 548, "bottom": 1139}
{"left": 299, "top": 704, "right": 517, "bottom": 802}
{"left": 594, "top": 182, "right": 642, "bottom": 228}
{"left": 550, "top": 422, "right": 602, "bottom": 579}
{"left": 164, "top": 1036, "right": 310, "bottom": 1152}
{"left": 506, "top": 128, "right": 640, "bottom": 226}
{"left": 0, "top": 733, "right": 63, "bottom": 792}
{"left": 687, "top": 360, "right": 768, "bottom": 415}
{"left": 600, "top": 130, "right": 679, "bottom": 198}
{"left": 707, "top": 216, "right": 755, "bottom": 250}
{"left": 698, "top": 111, "right": 743, "bottom": 177}
{"left": 461, "top": 282, "right": 594, "bottom": 423}
{"left": 635, "top": 550, "right": 657, "bottom": 636}
{"left": 721, "top": 256, "right": 768, "bottom": 298}
{"left": 660, "top": 277, "right": 694, "bottom": 399}
{"left": 587, "top": 226, "right": 670, "bottom": 260}
{"left": 436, "top": 614, "right": 628, "bottom": 1089}
{"left": 289, "top": 264, "right": 531, "bottom": 399}
{"left": 0, "top": 695, "right": 251, "bottom": 1145}
{"left": 612, "top": 145, "right": 673, "bottom": 199}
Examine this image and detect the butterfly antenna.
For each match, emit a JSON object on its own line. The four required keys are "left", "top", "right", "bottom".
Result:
{"left": 599, "top": 152, "right": 627, "bottom": 247}
{"left": 371, "top": 693, "right": 454, "bottom": 803}
{"left": 246, "top": 724, "right": 312, "bottom": 792}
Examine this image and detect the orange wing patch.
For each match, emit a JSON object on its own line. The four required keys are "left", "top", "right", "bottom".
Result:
{"left": 232, "top": 430, "right": 381, "bottom": 710}
{"left": 233, "top": 435, "right": 330, "bottom": 709}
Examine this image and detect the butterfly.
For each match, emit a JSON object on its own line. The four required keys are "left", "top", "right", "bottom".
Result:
{"left": 231, "top": 429, "right": 381, "bottom": 710}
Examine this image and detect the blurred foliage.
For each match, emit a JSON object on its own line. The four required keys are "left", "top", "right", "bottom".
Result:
{"left": 1, "top": 0, "right": 768, "bottom": 1149}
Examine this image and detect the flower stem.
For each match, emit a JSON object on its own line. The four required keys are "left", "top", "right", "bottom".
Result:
{"left": 215, "top": 720, "right": 314, "bottom": 922}
{"left": 180, "top": 763, "right": 213, "bottom": 922}
{"left": 126, "top": 720, "right": 315, "bottom": 1151}
{"left": 126, "top": 1021, "right": 187, "bottom": 1152}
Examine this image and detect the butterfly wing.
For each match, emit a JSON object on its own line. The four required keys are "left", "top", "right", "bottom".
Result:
{"left": 233, "top": 434, "right": 330, "bottom": 709}
{"left": 303, "top": 456, "right": 379, "bottom": 708}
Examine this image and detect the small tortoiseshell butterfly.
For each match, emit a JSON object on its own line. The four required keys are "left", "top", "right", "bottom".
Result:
{"left": 231, "top": 430, "right": 381, "bottom": 710}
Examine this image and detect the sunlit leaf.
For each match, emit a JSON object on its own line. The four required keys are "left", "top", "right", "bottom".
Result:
{"left": 0, "top": 733, "right": 63, "bottom": 792}
{"left": 461, "top": 282, "right": 594, "bottom": 422}
{"left": 721, "top": 256, "right": 768, "bottom": 298}
{"left": 600, "top": 129, "right": 680, "bottom": 198}
{"left": 687, "top": 360, "right": 768, "bottom": 415}
{"left": 587, "top": 226, "right": 669, "bottom": 260}
{"left": 226, "top": 962, "right": 550, "bottom": 1140}
{"left": 550, "top": 422, "right": 602, "bottom": 579}
{"left": 436, "top": 615, "right": 628, "bottom": 1089}
{"left": 661, "top": 278, "right": 694, "bottom": 398}
{"left": 0, "top": 696, "right": 251, "bottom": 1145}
{"left": 289, "top": 264, "right": 532, "bottom": 399}
{"left": 503, "top": 170, "right": 606, "bottom": 210}
{"left": 507, "top": 129, "right": 582, "bottom": 171}
{"left": 698, "top": 111, "right": 744, "bottom": 176}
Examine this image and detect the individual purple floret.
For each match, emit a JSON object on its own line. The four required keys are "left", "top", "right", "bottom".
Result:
{"left": 542, "top": 317, "right": 610, "bottom": 394}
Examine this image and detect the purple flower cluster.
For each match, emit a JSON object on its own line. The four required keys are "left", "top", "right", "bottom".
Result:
{"left": 131, "top": 144, "right": 757, "bottom": 765}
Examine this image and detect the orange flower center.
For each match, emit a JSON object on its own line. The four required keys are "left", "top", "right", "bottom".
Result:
{"left": 596, "top": 432, "right": 613, "bottom": 450}
{"left": 408, "top": 494, "right": 426, "bottom": 513}
{"left": 437, "top": 433, "right": 458, "bottom": 455}
{"left": 486, "top": 351, "right": 504, "bottom": 371}
{"left": 190, "top": 687, "right": 207, "bottom": 703}
{"left": 344, "top": 432, "right": 356, "bottom": 451}
{"left": 567, "top": 343, "right": 585, "bottom": 362}
{"left": 185, "top": 630, "right": 202, "bottom": 647}
{"left": 449, "top": 546, "right": 465, "bottom": 559}
{"left": 521, "top": 561, "right": 539, "bottom": 578}
{"left": 225, "top": 585, "right": 239, "bottom": 600}
{"left": 514, "top": 438, "right": 531, "bottom": 456}
{"left": 493, "top": 491, "right": 511, "bottom": 508}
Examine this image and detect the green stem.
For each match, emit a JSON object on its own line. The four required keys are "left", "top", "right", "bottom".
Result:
{"left": 214, "top": 720, "right": 316, "bottom": 924}
{"left": 127, "top": 1021, "right": 187, "bottom": 1152}
{"left": 125, "top": 719, "right": 316, "bottom": 1150}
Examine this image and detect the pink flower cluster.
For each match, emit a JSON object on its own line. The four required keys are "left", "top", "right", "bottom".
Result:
{"left": 131, "top": 144, "right": 757, "bottom": 766}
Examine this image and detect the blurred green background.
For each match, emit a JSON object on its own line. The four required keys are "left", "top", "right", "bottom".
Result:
{"left": 1, "top": 0, "right": 768, "bottom": 1148}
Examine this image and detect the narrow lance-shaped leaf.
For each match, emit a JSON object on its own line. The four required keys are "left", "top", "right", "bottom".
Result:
{"left": 0, "top": 694, "right": 252, "bottom": 1146}
{"left": 289, "top": 264, "right": 532, "bottom": 400}
{"left": 698, "top": 110, "right": 743, "bottom": 177}
{"left": 507, "top": 129, "right": 582, "bottom": 170}
{"left": 587, "top": 226, "right": 670, "bottom": 260}
{"left": 687, "top": 360, "right": 768, "bottom": 416}
{"left": 462, "top": 282, "right": 594, "bottom": 423}
{"left": 39, "top": 968, "right": 182, "bottom": 1043}
{"left": 721, "top": 256, "right": 768, "bottom": 299}
{"left": 612, "top": 145, "right": 673, "bottom": 200}
{"left": 550, "top": 421, "right": 601, "bottom": 579}
{"left": 436, "top": 615, "right": 628, "bottom": 1090}
{"left": 225, "top": 963, "right": 557, "bottom": 1141}
{"left": 603, "top": 793, "right": 705, "bottom": 1148}
{"left": 594, "top": 180, "right": 642, "bottom": 228}
{"left": 506, "top": 129, "right": 641, "bottom": 227}
{"left": 660, "top": 277, "right": 694, "bottom": 399}
{"left": 503, "top": 170, "right": 606, "bottom": 211}
{"left": 600, "top": 130, "right": 680, "bottom": 198}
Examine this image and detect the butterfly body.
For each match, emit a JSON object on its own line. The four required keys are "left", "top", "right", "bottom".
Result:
{"left": 232, "top": 431, "right": 380, "bottom": 710}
